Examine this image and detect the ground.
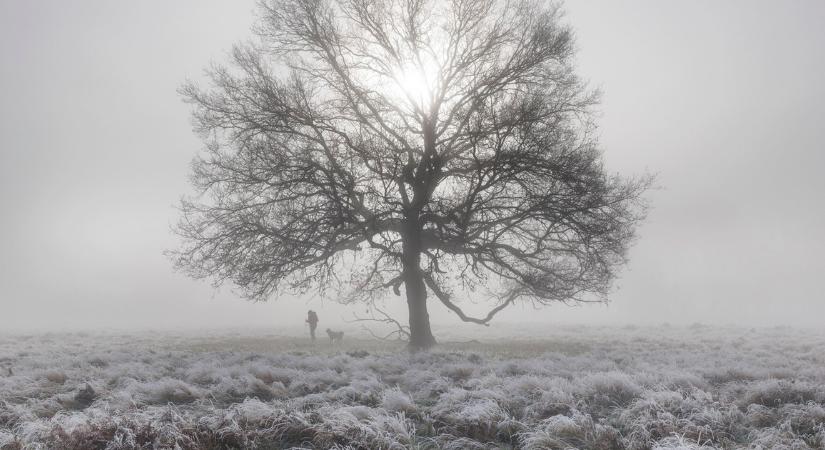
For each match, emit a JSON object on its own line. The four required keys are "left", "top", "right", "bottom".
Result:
{"left": 1, "top": 324, "right": 824, "bottom": 449}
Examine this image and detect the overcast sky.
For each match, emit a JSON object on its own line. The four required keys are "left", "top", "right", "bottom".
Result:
{"left": 1, "top": 1, "right": 823, "bottom": 332}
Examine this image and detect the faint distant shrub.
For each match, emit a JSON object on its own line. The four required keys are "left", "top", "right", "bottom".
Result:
{"left": 0, "top": 431, "right": 21, "bottom": 450}
{"left": 249, "top": 367, "right": 277, "bottom": 385}
{"left": 523, "top": 396, "right": 573, "bottom": 421}
{"left": 766, "top": 368, "right": 797, "bottom": 380}
{"left": 287, "top": 368, "right": 347, "bottom": 396}
{"left": 0, "top": 404, "right": 22, "bottom": 428}
{"left": 812, "top": 429, "right": 825, "bottom": 450}
{"left": 576, "top": 372, "right": 643, "bottom": 417}
{"left": 685, "top": 403, "right": 744, "bottom": 446}
{"left": 619, "top": 391, "right": 746, "bottom": 448}
{"left": 43, "top": 371, "right": 67, "bottom": 384}
{"left": 30, "top": 397, "right": 64, "bottom": 419}
{"left": 652, "top": 434, "right": 716, "bottom": 450}
{"left": 704, "top": 367, "right": 758, "bottom": 385}
{"left": 40, "top": 415, "right": 211, "bottom": 450}
{"left": 431, "top": 392, "right": 513, "bottom": 442}
{"left": 442, "top": 363, "right": 476, "bottom": 382}
{"left": 216, "top": 375, "right": 283, "bottom": 403}
{"left": 510, "top": 377, "right": 575, "bottom": 421}
{"left": 783, "top": 403, "right": 825, "bottom": 438}
{"left": 87, "top": 357, "right": 108, "bottom": 368}
{"left": 381, "top": 387, "right": 417, "bottom": 414}
{"left": 426, "top": 435, "right": 497, "bottom": 449}
{"left": 137, "top": 378, "right": 200, "bottom": 404}
{"left": 519, "top": 411, "right": 622, "bottom": 450}
{"left": 501, "top": 361, "right": 527, "bottom": 377}
{"left": 265, "top": 367, "right": 303, "bottom": 386}
{"left": 46, "top": 423, "right": 120, "bottom": 450}
{"left": 330, "top": 377, "right": 383, "bottom": 406}
{"left": 370, "top": 412, "right": 417, "bottom": 446}
{"left": 230, "top": 397, "right": 280, "bottom": 423}
{"left": 467, "top": 353, "right": 483, "bottom": 364}
{"left": 665, "top": 373, "right": 710, "bottom": 393}
{"left": 398, "top": 369, "right": 451, "bottom": 403}
{"left": 282, "top": 407, "right": 417, "bottom": 450}
{"left": 62, "top": 383, "right": 97, "bottom": 410}
{"left": 741, "top": 380, "right": 818, "bottom": 408}
{"left": 746, "top": 426, "right": 813, "bottom": 450}
{"left": 746, "top": 404, "right": 778, "bottom": 428}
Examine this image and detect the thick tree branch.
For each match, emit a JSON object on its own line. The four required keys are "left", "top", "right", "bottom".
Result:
{"left": 422, "top": 271, "right": 518, "bottom": 326}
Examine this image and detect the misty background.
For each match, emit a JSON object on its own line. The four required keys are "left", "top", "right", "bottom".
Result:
{"left": 1, "top": 0, "right": 823, "bottom": 332}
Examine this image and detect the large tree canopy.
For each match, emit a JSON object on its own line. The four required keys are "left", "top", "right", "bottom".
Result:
{"left": 172, "top": 0, "right": 651, "bottom": 349}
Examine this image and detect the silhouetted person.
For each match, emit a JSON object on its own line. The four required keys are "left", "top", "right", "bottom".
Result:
{"left": 306, "top": 310, "right": 319, "bottom": 341}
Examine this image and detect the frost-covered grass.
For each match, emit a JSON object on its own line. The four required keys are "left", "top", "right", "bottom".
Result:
{"left": 1, "top": 324, "right": 824, "bottom": 449}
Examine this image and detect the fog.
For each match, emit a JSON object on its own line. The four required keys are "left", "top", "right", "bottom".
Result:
{"left": 1, "top": 0, "right": 823, "bottom": 332}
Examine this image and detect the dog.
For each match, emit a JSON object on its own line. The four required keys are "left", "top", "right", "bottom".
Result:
{"left": 326, "top": 328, "right": 344, "bottom": 344}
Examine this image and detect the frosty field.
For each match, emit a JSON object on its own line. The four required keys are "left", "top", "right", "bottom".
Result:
{"left": 1, "top": 324, "right": 824, "bottom": 449}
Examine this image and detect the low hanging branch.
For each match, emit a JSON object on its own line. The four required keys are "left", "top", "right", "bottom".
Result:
{"left": 422, "top": 271, "right": 519, "bottom": 326}
{"left": 347, "top": 306, "right": 411, "bottom": 342}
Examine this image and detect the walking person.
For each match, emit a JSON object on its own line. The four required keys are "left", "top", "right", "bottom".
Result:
{"left": 306, "top": 310, "right": 319, "bottom": 341}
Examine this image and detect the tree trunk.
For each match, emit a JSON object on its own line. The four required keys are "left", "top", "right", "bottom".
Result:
{"left": 403, "top": 117, "right": 439, "bottom": 350}
{"left": 404, "top": 266, "right": 436, "bottom": 350}
{"left": 402, "top": 218, "right": 437, "bottom": 350}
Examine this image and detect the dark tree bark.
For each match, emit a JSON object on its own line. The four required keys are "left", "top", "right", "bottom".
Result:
{"left": 170, "top": 0, "right": 652, "bottom": 350}
{"left": 402, "top": 215, "right": 437, "bottom": 349}
{"left": 404, "top": 265, "right": 437, "bottom": 349}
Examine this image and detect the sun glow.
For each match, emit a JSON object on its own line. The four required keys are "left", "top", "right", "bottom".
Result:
{"left": 390, "top": 60, "right": 439, "bottom": 110}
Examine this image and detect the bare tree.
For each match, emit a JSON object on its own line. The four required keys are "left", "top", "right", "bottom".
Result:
{"left": 171, "top": 0, "right": 651, "bottom": 349}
